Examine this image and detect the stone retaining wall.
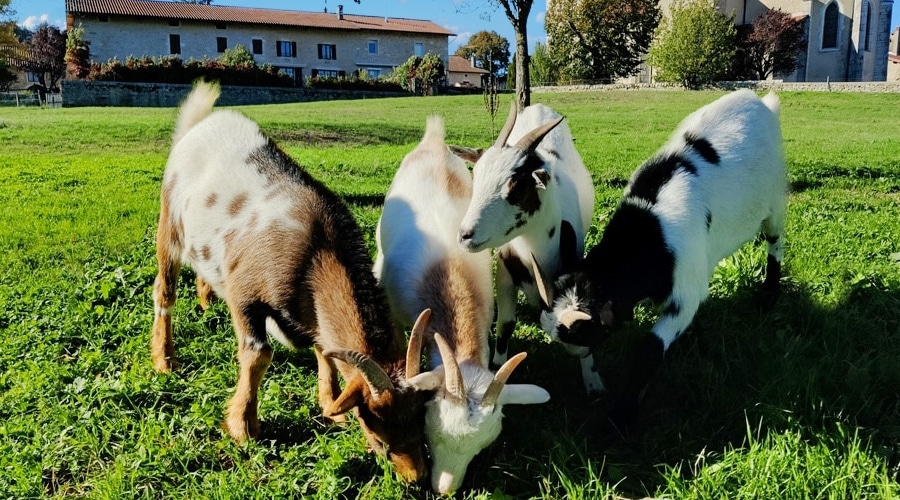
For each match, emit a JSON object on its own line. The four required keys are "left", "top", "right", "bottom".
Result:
{"left": 534, "top": 81, "right": 900, "bottom": 93}
{"left": 60, "top": 81, "right": 412, "bottom": 107}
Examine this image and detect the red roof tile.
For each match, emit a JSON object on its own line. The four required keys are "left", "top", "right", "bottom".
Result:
{"left": 448, "top": 55, "right": 489, "bottom": 73}
{"left": 65, "top": 0, "right": 454, "bottom": 36}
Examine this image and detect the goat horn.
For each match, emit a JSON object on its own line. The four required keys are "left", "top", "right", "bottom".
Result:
{"left": 513, "top": 116, "right": 564, "bottom": 155}
{"left": 481, "top": 351, "right": 527, "bottom": 409}
{"left": 560, "top": 310, "right": 592, "bottom": 328}
{"left": 405, "top": 309, "right": 431, "bottom": 380}
{"left": 529, "top": 252, "right": 554, "bottom": 309}
{"left": 433, "top": 333, "right": 465, "bottom": 402}
{"left": 493, "top": 100, "right": 519, "bottom": 148}
{"left": 323, "top": 349, "right": 394, "bottom": 399}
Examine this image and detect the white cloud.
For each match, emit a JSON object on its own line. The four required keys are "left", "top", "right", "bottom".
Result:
{"left": 535, "top": 10, "right": 546, "bottom": 24}
{"left": 19, "top": 14, "right": 65, "bottom": 31}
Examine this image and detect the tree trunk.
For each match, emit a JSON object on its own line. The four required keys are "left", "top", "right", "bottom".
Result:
{"left": 514, "top": 19, "right": 530, "bottom": 110}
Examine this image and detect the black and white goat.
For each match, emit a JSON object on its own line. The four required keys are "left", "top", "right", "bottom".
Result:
{"left": 375, "top": 116, "right": 549, "bottom": 494}
{"left": 453, "top": 103, "right": 599, "bottom": 393}
{"left": 532, "top": 89, "right": 787, "bottom": 422}
{"left": 151, "top": 82, "right": 443, "bottom": 482}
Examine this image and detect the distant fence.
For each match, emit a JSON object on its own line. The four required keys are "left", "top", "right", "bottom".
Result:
{"left": 0, "top": 92, "right": 64, "bottom": 108}
{"left": 534, "top": 80, "right": 900, "bottom": 93}
{"left": 61, "top": 81, "right": 412, "bottom": 107}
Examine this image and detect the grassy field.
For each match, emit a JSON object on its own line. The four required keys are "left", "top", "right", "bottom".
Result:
{"left": 1, "top": 89, "right": 899, "bottom": 499}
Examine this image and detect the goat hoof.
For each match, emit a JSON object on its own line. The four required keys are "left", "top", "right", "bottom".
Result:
{"left": 325, "top": 413, "right": 349, "bottom": 425}
{"left": 223, "top": 417, "right": 260, "bottom": 444}
{"left": 152, "top": 357, "right": 179, "bottom": 373}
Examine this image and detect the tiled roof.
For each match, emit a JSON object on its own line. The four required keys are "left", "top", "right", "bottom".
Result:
{"left": 448, "top": 55, "right": 489, "bottom": 74}
{"left": 65, "top": 0, "right": 455, "bottom": 36}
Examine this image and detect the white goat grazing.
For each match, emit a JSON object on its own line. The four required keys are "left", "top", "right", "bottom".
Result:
{"left": 151, "top": 82, "right": 443, "bottom": 482}
{"left": 374, "top": 116, "right": 550, "bottom": 494}
{"left": 532, "top": 89, "right": 787, "bottom": 424}
{"left": 454, "top": 103, "right": 599, "bottom": 393}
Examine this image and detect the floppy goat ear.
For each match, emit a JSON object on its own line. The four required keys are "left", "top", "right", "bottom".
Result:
{"left": 532, "top": 169, "right": 550, "bottom": 190}
{"left": 448, "top": 145, "right": 485, "bottom": 164}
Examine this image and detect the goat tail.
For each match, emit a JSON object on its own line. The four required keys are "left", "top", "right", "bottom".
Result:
{"left": 423, "top": 115, "right": 446, "bottom": 145}
{"left": 172, "top": 80, "right": 221, "bottom": 146}
{"left": 761, "top": 92, "right": 780, "bottom": 116}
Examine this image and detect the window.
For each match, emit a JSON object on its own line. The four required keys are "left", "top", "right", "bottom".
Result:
{"left": 864, "top": 2, "right": 873, "bottom": 51}
{"left": 216, "top": 37, "right": 227, "bottom": 53}
{"left": 169, "top": 34, "right": 181, "bottom": 55}
{"left": 822, "top": 2, "right": 839, "bottom": 50}
{"left": 363, "top": 68, "right": 380, "bottom": 79}
{"left": 277, "top": 40, "right": 297, "bottom": 58}
{"left": 252, "top": 39, "right": 263, "bottom": 55}
{"left": 368, "top": 39, "right": 378, "bottom": 55}
{"left": 414, "top": 42, "right": 425, "bottom": 57}
{"left": 318, "top": 44, "right": 336, "bottom": 60}
{"left": 276, "top": 67, "right": 303, "bottom": 85}
{"left": 26, "top": 71, "right": 40, "bottom": 83}
{"left": 312, "top": 69, "right": 342, "bottom": 78}
{"left": 168, "top": 19, "right": 179, "bottom": 27}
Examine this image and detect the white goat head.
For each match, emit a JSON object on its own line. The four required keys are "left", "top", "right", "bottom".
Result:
{"left": 425, "top": 331, "right": 549, "bottom": 494}
{"left": 457, "top": 102, "right": 564, "bottom": 253}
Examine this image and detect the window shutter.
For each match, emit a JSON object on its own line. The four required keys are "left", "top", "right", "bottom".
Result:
{"left": 317, "top": 44, "right": 323, "bottom": 59}
{"left": 312, "top": 69, "right": 318, "bottom": 78}
{"left": 291, "top": 42, "right": 297, "bottom": 57}
{"left": 332, "top": 45, "right": 337, "bottom": 59}
{"left": 277, "top": 43, "right": 282, "bottom": 57}
{"left": 338, "top": 70, "right": 345, "bottom": 78}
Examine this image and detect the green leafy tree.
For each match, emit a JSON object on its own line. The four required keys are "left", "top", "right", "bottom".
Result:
{"left": 735, "top": 9, "right": 806, "bottom": 80}
{"left": 65, "top": 23, "right": 91, "bottom": 79}
{"left": 455, "top": 30, "right": 510, "bottom": 77}
{"left": 545, "top": 0, "right": 660, "bottom": 84}
{"left": 218, "top": 44, "right": 255, "bottom": 68}
{"left": 0, "top": 60, "right": 15, "bottom": 91}
{"left": 390, "top": 53, "right": 445, "bottom": 95}
{"left": 508, "top": 42, "right": 558, "bottom": 86}
{"left": 648, "top": 0, "right": 736, "bottom": 89}
{"left": 0, "top": 0, "right": 17, "bottom": 48}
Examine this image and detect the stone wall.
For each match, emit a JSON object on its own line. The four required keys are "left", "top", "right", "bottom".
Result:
{"left": 534, "top": 80, "right": 900, "bottom": 93}
{"left": 60, "top": 80, "right": 412, "bottom": 107}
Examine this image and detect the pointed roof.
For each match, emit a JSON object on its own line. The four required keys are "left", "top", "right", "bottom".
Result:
{"left": 65, "top": 0, "right": 455, "bottom": 36}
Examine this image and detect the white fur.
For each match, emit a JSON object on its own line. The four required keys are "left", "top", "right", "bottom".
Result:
{"left": 457, "top": 104, "right": 597, "bottom": 386}
{"left": 375, "top": 116, "right": 549, "bottom": 494}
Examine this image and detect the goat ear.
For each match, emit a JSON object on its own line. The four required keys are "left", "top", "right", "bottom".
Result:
{"left": 498, "top": 384, "right": 551, "bottom": 406}
{"left": 532, "top": 169, "right": 550, "bottom": 190}
{"left": 559, "top": 220, "right": 581, "bottom": 274}
{"left": 529, "top": 252, "right": 554, "bottom": 309}
{"left": 448, "top": 145, "right": 484, "bottom": 164}
{"left": 324, "top": 377, "right": 364, "bottom": 417}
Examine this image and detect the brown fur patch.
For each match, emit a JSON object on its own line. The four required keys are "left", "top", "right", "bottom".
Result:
{"left": 445, "top": 167, "right": 471, "bottom": 199}
{"left": 201, "top": 245, "right": 211, "bottom": 261}
{"left": 228, "top": 193, "right": 249, "bottom": 216}
{"left": 205, "top": 192, "right": 218, "bottom": 207}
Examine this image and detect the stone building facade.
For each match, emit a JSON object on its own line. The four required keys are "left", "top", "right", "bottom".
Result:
{"left": 64, "top": 0, "right": 453, "bottom": 85}
{"left": 653, "top": 0, "right": 894, "bottom": 82}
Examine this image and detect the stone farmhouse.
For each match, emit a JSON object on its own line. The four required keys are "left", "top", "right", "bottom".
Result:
{"left": 64, "top": 0, "right": 454, "bottom": 85}
{"left": 640, "top": 0, "right": 894, "bottom": 82}
{"left": 447, "top": 55, "right": 490, "bottom": 88}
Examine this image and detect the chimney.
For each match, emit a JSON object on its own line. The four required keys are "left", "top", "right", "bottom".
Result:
{"left": 338, "top": 5, "right": 343, "bottom": 20}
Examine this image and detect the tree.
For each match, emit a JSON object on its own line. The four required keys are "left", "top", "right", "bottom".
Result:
{"left": 0, "top": 0, "right": 17, "bottom": 48}
{"left": 529, "top": 41, "right": 557, "bottom": 85}
{"left": 390, "top": 53, "right": 445, "bottom": 95}
{"left": 17, "top": 23, "right": 67, "bottom": 91}
{"left": 65, "top": 24, "right": 91, "bottom": 79}
{"left": 218, "top": 44, "right": 255, "bottom": 68}
{"left": 456, "top": 30, "right": 510, "bottom": 78}
{"left": 736, "top": 9, "right": 806, "bottom": 80}
{"left": 545, "top": 0, "right": 660, "bottom": 84}
{"left": 647, "top": 0, "right": 736, "bottom": 89}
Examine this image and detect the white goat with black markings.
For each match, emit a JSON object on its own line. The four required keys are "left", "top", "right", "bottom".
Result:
{"left": 454, "top": 102, "right": 599, "bottom": 393}
{"left": 375, "top": 116, "right": 550, "bottom": 494}
{"left": 152, "top": 82, "right": 444, "bottom": 482}
{"left": 531, "top": 89, "right": 787, "bottom": 424}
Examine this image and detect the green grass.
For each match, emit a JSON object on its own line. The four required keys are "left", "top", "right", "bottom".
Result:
{"left": 1, "top": 90, "right": 899, "bottom": 499}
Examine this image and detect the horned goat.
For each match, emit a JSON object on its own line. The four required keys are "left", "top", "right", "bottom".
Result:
{"left": 151, "top": 82, "right": 442, "bottom": 482}
{"left": 532, "top": 89, "right": 787, "bottom": 424}
{"left": 454, "top": 102, "right": 600, "bottom": 393}
{"left": 374, "top": 116, "right": 550, "bottom": 494}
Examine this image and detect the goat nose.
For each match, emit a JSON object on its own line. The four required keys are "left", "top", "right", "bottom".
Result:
{"left": 459, "top": 228, "right": 474, "bottom": 242}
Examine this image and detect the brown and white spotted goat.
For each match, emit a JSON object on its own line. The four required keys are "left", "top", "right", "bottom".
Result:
{"left": 151, "top": 82, "right": 442, "bottom": 482}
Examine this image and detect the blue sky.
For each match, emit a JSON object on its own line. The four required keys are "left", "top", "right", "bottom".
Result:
{"left": 8, "top": 0, "right": 550, "bottom": 53}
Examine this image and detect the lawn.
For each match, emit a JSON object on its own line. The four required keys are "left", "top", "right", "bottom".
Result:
{"left": 1, "top": 90, "right": 898, "bottom": 499}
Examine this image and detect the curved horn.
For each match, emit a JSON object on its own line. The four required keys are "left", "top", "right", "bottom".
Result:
{"left": 529, "top": 253, "right": 554, "bottom": 309}
{"left": 560, "top": 310, "right": 592, "bottom": 329}
{"left": 405, "top": 309, "right": 431, "bottom": 379}
{"left": 481, "top": 351, "right": 527, "bottom": 409}
{"left": 493, "top": 100, "right": 519, "bottom": 148}
{"left": 513, "top": 116, "right": 564, "bottom": 154}
{"left": 323, "top": 349, "right": 394, "bottom": 399}
{"left": 433, "top": 333, "right": 465, "bottom": 402}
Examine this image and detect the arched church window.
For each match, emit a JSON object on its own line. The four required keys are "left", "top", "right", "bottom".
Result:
{"left": 864, "top": 2, "right": 873, "bottom": 51}
{"left": 822, "top": 1, "right": 839, "bottom": 49}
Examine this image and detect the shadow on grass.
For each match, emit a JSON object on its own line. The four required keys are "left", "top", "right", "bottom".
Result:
{"left": 474, "top": 270, "right": 900, "bottom": 497}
